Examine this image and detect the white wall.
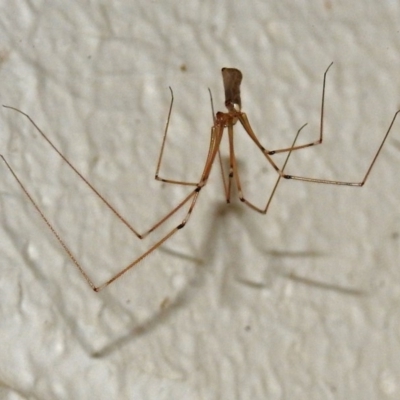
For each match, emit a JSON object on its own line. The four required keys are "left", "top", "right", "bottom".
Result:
{"left": 0, "top": 1, "right": 399, "bottom": 399}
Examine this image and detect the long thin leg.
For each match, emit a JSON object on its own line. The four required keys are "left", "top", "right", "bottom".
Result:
{"left": 0, "top": 127, "right": 221, "bottom": 291}
{"left": 154, "top": 87, "right": 199, "bottom": 186}
{"left": 97, "top": 186, "right": 203, "bottom": 291}
{"left": 267, "top": 62, "right": 333, "bottom": 155}
{"left": 97, "top": 125, "right": 227, "bottom": 290}
{"left": 2, "top": 105, "right": 201, "bottom": 238}
{"left": 237, "top": 112, "right": 290, "bottom": 175}
{"left": 2, "top": 105, "right": 140, "bottom": 238}
{"left": 282, "top": 110, "right": 400, "bottom": 186}
{"left": 140, "top": 122, "right": 224, "bottom": 239}
{"left": 2, "top": 152, "right": 201, "bottom": 291}
{"left": 221, "top": 123, "right": 237, "bottom": 203}
{"left": 208, "top": 88, "right": 230, "bottom": 201}
{"left": 1, "top": 154, "right": 96, "bottom": 290}
{"left": 218, "top": 147, "right": 230, "bottom": 201}
{"left": 231, "top": 124, "right": 307, "bottom": 213}
{"left": 238, "top": 109, "right": 400, "bottom": 187}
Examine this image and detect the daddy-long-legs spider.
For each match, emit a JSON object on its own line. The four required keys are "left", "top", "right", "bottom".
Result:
{"left": 1, "top": 64, "right": 399, "bottom": 291}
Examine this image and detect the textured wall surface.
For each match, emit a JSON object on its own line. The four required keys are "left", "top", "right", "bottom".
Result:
{"left": 1, "top": 1, "right": 400, "bottom": 399}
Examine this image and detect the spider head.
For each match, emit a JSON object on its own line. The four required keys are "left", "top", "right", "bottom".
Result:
{"left": 221, "top": 67, "right": 242, "bottom": 112}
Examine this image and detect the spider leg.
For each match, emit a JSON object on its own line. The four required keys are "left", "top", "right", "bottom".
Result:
{"left": 96, "top": 186, "right": 203, "bottom": 291}
{"left": 99, "top": 123, "right": 226, "bottom": 290}
{"left": 2, "top": 105, "right": 203, "bottom": 238}
{"left": 267, "top": 62, "right": 333, "bottom": 155}
{"left": 155, "top": 87, "right": 199, "bottom": 186}
{"left": 0, "top": 118, "right": 223, "bottom": 291}
{"left": 282, "top": 110, "right": 400, "bottom": 186}
{"left": 230, "top": 124, "right": 307, "bottom": 213}
{"left": 238, "top": 107, "right": 399, "bottom": 187}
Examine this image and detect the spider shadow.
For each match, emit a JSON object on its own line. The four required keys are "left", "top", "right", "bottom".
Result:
{"left": 88, "top": 248, "right": 208, "bottom": 357}
{"left": 13, "top": 219, "right": 207, "bottom": 358}
{"left": 193, "top": 194, "right": 367, "bottom": 307}
{"left": 237, "top": 208, "right": 368, "bottom": 298}
{"left": 85, "top": 202, "right": 255, "bottom": 357}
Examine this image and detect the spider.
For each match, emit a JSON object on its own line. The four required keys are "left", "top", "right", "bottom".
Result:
{"left": 1, "top": 63, "right": 398, "bottom": 291}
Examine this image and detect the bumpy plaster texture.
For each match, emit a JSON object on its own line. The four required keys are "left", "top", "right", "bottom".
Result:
{"left": 0, "top": 2, "right": 400, "bottom": 399}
